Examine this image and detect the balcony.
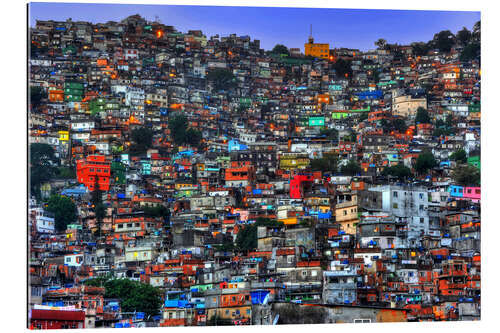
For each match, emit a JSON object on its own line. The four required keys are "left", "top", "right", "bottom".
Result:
{"left": 324, "top": 282, "right": 357, "bottom": 290}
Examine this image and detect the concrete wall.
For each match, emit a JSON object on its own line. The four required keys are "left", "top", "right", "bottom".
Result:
{"left": 271, "top": 303, "right": 407, "bottom": 324}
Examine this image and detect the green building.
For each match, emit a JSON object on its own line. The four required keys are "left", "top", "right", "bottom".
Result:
{"left": 64, "top": 81, "right": 84, "bottom": 102}
{"left": 467, "top": 155, "right": 480, "bottom": 169}
{"left": 111, "top": 161, "right": 127, "bottom": 185}
{"left": 308, "top": 116, "right": 325, "bottom": 127}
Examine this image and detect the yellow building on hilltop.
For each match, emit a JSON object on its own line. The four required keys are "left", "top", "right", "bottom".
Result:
{"left": 304, "top": 31, "right": 330, "bottom": 59}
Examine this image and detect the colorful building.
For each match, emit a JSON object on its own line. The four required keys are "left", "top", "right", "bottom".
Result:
{"left": 76, "top": 155, "right": 111, "bottom": 191}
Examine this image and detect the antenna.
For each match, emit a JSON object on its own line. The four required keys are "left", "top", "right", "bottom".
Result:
{"left": 308, "top": 24, "right": 314, "bottom": 44}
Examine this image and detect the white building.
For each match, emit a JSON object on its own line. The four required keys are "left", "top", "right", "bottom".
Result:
{"left": 31, "top": 207, "right": 55, "bottom": 234}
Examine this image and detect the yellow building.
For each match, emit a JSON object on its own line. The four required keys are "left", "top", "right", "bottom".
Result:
{"left": 58, "top": 130, "right": 69, "bottom": 141}
{"left": 305, "top": 35, "right": 330, "bottom": 59}
{"left": 279, "top": 153, "right": 310, "bottom": 170}
{"left": 334, "top": 194, "right": 359, "bottom": 235}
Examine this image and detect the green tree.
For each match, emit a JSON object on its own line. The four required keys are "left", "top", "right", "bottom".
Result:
{"left": 30, "top": 86, "right": 47, "bottom": 108}
{"left": 235, "top": 218, "right": 282, "bottom": 252}
{"left": 382, "top": 164, "right": 412, "bottom": 181}
{"left": 415, "top": 151, "right": 437, "bottom": 175}
{"left": 57, "top": 166, "right": 75, "bottom": 179}
{"left": 450, "top": 149, "right": 467, "bottom": 163}
{"left": 237, "top": 105, "right": 247, "bottom": 114}
{"left": 472, "top": 20, "right": 481, "bottom": 42}
{"left": 87, "top": 278, "right": 162, "bottom": 318}
{"left": 380, "top": 119, "right": 391, "bottom": 132}
{"left": 415, "top": 107, "right": 431, "bottom": 124}
{"left": 168, "top": 114, "right": 202, "bottom": 147}
{"left": 340, "top": 159, "right": 362, "bottom": 176}
{"left": 319, "top": 128, "right": 339, "bottom": 141}
{"left": 456, "top": 27, "right": 472, "bottom": 45}
{"left": 186, "top": 128, "right": 202, "bottom": 146}
{"left": 30, "top": 143, "right": 58, "bottom": 198}
{"left": 432, "top": 30, "right": 456, "bottom": 53}
{"left": 393, "top": 119, "right": 408, "bottom": 133}
{"left": 236, "top": 224, "right": 257, "bottom": 252}
{"left": 91, "top": 176, "right": 102, "bottom": 207}
{"left": 411, "top": 42, "right": 430, "bottom": 56}
{"left": 310, "top": 153, "right": 338, "bottom": 173}
{"left": 143, "top": 205, "right": 170, "bottom": 219}
{"left": 130, "top": 127, "right": 153, "bottom": 154}
{"left": 452, "top": 165, "right": 480, "bottom": 186}
{"left": 94, "top": 203, "right": 106, "bottom": 235}
{"left": 169, "top": 114, "right": 188, "bottom": 145}
{"left": 272, "top": 44, "right": 289, "bottom": 55}
{"left": 445, "top": 113, "right": 453, "bottom": 128}
{"left": 45, "top": 195, "right": 78, "bottom": 231}
{"left": 333, "top": 58, "right": 352, "bottom": 78}
{"left": 207, "top": 68, "right": 236, "bottom": 91}
{"left": 374, "top": 38, "right": 387, "bottom": 49}
{"left": 433, "top": 127, "right": 454, "bottom": 137}
{"left": 89, "top": 176, "right": 106, "bottom": 236}
{"left": 435, "top": 118, "right": 445, "bottom": 128}
{"left": 83, "top": 274, "right": 112, "bottom": 287}
{"left": 460, "top": 42, "right": 480, "bottom": 62}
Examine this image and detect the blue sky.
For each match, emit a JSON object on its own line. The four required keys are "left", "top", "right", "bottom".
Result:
{"left": 29, "top": 2, "right": 480, "bottom": 51}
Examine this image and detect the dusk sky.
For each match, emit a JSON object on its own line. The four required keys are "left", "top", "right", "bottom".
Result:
{"left": 29, "top": 2, "right": 480, "bottom": 51}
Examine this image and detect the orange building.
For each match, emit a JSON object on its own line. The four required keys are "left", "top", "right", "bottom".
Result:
{"left": 304, "top": 34, "right": 330, "bottom": 59}
{"left": 48, "top": 88, "right": 64, "bottom": 102}
{"left": 225, "top": 161, "right": 255, "bottom": 187}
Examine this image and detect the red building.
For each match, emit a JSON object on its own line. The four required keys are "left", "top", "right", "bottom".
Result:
{"left": 290, "top": 173, "right": 314, "bottom": 199}
{"left": 76, "top": 155, "right": 111, "bottom": 191}
{"left": 30, "top": 309, "right": 85, "bottom": 329}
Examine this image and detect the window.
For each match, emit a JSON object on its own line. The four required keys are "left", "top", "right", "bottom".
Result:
{"left": 393, "top": 203, "right": 398, "bottom": 209}
{"left": 354, "top": 319, "right": 371, "bottom": 323}
{"left": 393, "top": 191, "right": 398, "bottom": 198}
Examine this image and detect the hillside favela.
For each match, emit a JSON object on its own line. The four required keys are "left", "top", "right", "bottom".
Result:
{"left": 29, "top": 13, "right": 481, "bottom": 329}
